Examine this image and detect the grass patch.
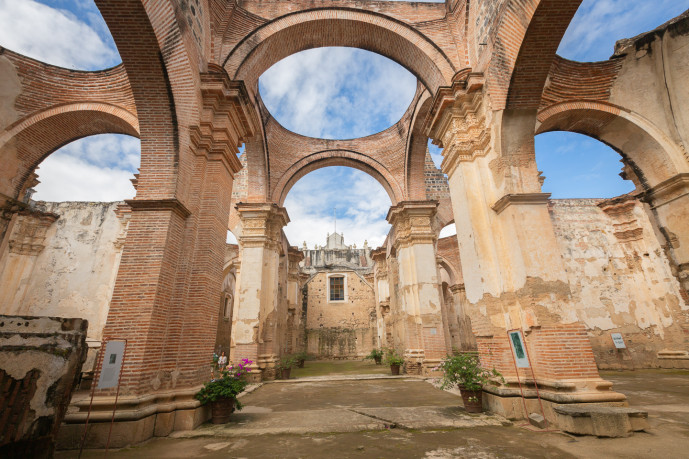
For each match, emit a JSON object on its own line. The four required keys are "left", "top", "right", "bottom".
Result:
{"left": 291, "top": 360, "right": 392, "bottom": 378}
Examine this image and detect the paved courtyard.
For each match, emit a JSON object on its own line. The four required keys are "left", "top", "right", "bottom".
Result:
{"left": 58, "top": 369, "right": 689, "bottom": 458}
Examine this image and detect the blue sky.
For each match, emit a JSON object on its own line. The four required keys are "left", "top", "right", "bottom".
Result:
{"left": 1, "top": 0, "right": 687, "bottom": 246}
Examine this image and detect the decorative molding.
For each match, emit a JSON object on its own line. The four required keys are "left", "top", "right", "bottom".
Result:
{"left": 491, "top": 193, "right": 551, "bottom": 215}
{"left": 125, "top": 198, "right": 191, "bottom": 219}
{"left": 423, "top": 70, "right": 489, "bottom": 177}
{"left": 236, "top": 202, "right": 289, "bottom": 250}
{"left": 190, "top": 66, "right": 258, "bottom": 176}
{"left": 387, "top": 201, "right": 438, "bottom": 249}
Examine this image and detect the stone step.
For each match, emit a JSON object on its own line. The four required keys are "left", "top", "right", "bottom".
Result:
{"left": 553, "top": 404, "right": 649, "bottom": 437}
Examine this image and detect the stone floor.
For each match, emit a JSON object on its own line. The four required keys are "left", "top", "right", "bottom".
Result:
{"left": 57, "top": 369, "right": 689, "bottom": 458}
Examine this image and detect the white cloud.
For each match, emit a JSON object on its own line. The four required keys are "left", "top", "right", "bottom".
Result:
{"left": 439, "top": 223, "right": 456, "bottom": 239}
{"left": 32, "top": 134, "right": 139, "bottom": 202}
{"left": 559, "top": 0, "right": 689, "bottom": 61}
{"left": 259, "top": 47, "right": 417, "bottom": 139}
{"left": 0, "top": 0, "right": 119, "bottom": 69}
{"left": 283, "top": 167, "right": 391, "bottom": 249}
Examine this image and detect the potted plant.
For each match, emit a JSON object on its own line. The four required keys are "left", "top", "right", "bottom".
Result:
{"left": 196, "top": 358, "right": 253, "bottom": 424}
{"left": 294, "top": 351, "right": 309, "bottom": 368}
{"left": 364, "top": 348, "right": 384, "bottom": 365}
{"left": 276, "top": 356, "right": 297, "bottom": 379}
{"left": 384, "top": 348, "right": 404, "bottom": 375}
{"left": 437, "top": 353, "right": 503, "bottom": 413}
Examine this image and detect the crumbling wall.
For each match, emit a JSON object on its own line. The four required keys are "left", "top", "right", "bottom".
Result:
{"left": 305, "top": 271, "right": 376, "bottom": 358}
{"left": 550, "top": 198, "right": 689, "bottom": 369}
{"left": 0, "top": 315, "right": 88, "bottom": 458}
{"left": 0, "top": 201, "right": 126, "bottom": 374}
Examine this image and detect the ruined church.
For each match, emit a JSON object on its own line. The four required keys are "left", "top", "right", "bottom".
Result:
{"left": 0, "top": 0, "right": 688, "bottom": 452}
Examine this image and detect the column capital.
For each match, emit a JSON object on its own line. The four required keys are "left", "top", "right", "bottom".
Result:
{"left": 190, "top": 66, "right": 258, "bottom": 176}
{"left": 236, "top": 202, "right": 289, "bottom": 250}
{"left": 386, "top": 200, "right": 438, "bottom": 249}
{"left": 423, "top": 70, "right": 489, "bottom": 177}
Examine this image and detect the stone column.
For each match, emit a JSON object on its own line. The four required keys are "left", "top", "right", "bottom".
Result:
{"left": 425, "top": 71, "right": 625, "bottom": 419}
{"left": 387, "top": 201, "right": 447, "bottom": 374}
{"left": 233, "top": 203, "right": 289, "bottom": 381}
{"left": 640, "top": 173, "right": 689, "bottom": 302}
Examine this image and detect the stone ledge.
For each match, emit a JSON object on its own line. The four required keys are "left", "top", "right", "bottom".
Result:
{"left": 553, "top": 404, "right": 648, "bottom": 437}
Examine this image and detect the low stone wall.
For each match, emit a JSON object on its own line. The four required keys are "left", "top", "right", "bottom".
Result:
{"left": 0, "top": 315, "right": 88, "bottom": 458}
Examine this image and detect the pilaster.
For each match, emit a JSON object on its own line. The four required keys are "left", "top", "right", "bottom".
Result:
{"left": 233, "top": 203, "right": 289, "bottom": 381}
{"left": 386, "top": 201, "right": 447, "bottom": 374}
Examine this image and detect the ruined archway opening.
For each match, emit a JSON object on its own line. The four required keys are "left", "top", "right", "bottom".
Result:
{"left": 0, "top": 0, "right": 121, "bottom": 70}
{"left": 32, "top": 134, "right": 140, "bottom": 202}
{"left": 258, "top": 47, "right": 417, "bottom": 140}
{"left": 535, "top": 131, "right": 634, "bottom": 199}
{"left": 280, "top": 166, "right": 391, "bottom": 374}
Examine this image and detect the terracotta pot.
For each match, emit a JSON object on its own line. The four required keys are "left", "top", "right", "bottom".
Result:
{"left": 281, "top": 368, "right": 292, "bottom": 379}
{"left": 390, "top": 364, "right": 401, "bottom": 375}
{"left": 374, "top": 356, "right": 382, "bottom": 365}
{"left": 297, "top": 359, "right": 305, "bottom": 368}
{"left": 210, "top": 397, "right": 236, "bottom": 424}
{"left": 458, "top": 386, "right": 483, "bottom": 413}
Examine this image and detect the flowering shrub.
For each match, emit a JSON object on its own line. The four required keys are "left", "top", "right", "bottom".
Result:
{"left": 436, "top": 353, "right": 503, "bottom": 391}
{"left": 195, "top": 358, "right": 253, "bottom": 409}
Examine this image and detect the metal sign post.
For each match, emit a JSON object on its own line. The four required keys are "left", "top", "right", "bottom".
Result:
{"left": 78, "top": 339, "right": 127, "bottom": 458}
{"left": 507, "top": 329, "right": 555, "bottom": 431}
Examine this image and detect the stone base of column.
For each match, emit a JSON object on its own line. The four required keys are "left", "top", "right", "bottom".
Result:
{"left": 421, "top": 357, "right": 444, "bottom": 377}
{"left": 257, "top": 353, "right": 278, "bottom": 381}
{"left": 482, "top": 385, "right": 630, "bottom": 433}
{"left": 58, "top": 387, "right": 210, "bottom": 449}
{"left": 403, "top": 349, "right": 425, "bottom": 375}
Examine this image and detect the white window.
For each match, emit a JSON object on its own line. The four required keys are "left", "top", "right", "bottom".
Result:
{"left": 327, "top": 273, "right": 347, "bottom": 303}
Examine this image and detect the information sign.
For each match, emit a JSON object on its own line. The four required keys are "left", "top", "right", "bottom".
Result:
{"left": 508, "top": 330, "right": 530, "bottom": 368}
{"left": 97, "top": 340, "right": 126, "bottom": 389}
{"left": 611, "top": 333, "right": 626, "bottom": 349}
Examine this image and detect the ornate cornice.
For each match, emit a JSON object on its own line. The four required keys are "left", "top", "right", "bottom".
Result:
{"left": 386, "top": 201, "right": 438, "bottom": 250}
{"left": 423, "top": 71, "right": 489, "bottom": 177}
{"left": 236, "top": 202, "right": 289, "bottom": 250}
{"left": 190, "top": 66, "right": 258, "bottom": 176}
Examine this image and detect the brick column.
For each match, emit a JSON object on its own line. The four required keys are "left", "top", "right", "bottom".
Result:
{"left": 232, "top": 203, "right": 289, "bottom": 381}
{"left": 66, "top": 71, "right": 257, "bottom": 446}
{"left": 387, "top": 201, "right": 447, "bottom": 374}
{"left": 425, "top": 71, "right": 625, "bottom": 420}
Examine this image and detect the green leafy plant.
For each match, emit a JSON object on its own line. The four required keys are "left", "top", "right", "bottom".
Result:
{"left": 364, "top": 348, "right": 384, "bottom": 361}
{"left": 436, "top": 353, "right": 503, "bottom": 391}
{"left": 276, "top": 355, "right": 297, "bottom": 371}
{"left": 383, "top": 348, "right": 404, "bottom": 366}
{"left": 293, "top": 351, "right": 309, "bottom": 361}
{"left": 195, "top": 358, "right": 252, "bottom": 410}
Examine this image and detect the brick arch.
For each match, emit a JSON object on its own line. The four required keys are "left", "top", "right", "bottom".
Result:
{"left": 406, "top": 91, "right": 433, "bottom": 200}
{"left": 0, "top": 103, "right": 139, "bottom": 198}
{"left": 95, "top": 0, "right": 199, "bottom": 200}
{"left": 272, "top": 150, "right": 402, "bottom": 206}
{"left": 223, "top": 8, "right": 455, "bottom": 93}
{"left": 536, "top": 101, "right": 689, "bottom": 188}
{"left": 488, "top": 0, "right": 582, "bottom": 110}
